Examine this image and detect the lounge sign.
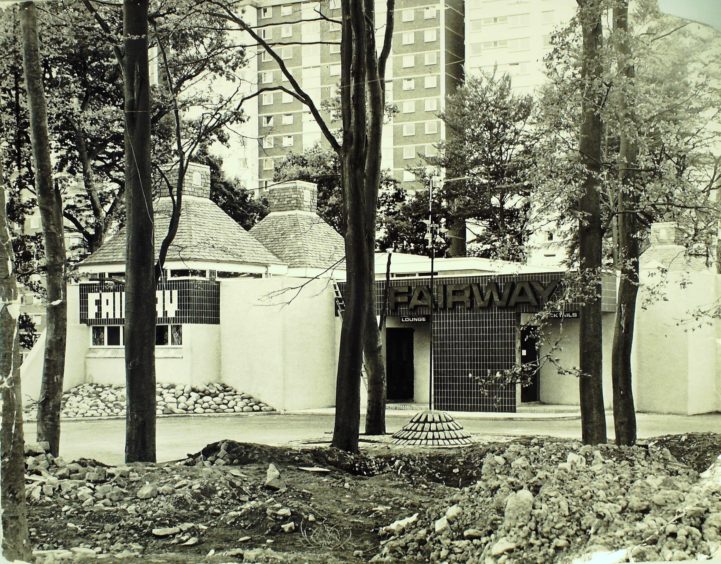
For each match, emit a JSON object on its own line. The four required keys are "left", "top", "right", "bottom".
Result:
{"left": 389, "top": 279, "right": 560, "bottom": 311}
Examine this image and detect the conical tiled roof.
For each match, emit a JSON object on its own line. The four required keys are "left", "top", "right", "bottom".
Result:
{"left": 81, "top": 195, "right": 283, "bottom": 268}
{"left": 250, "top": 181, "right": 344, "bottom": 270}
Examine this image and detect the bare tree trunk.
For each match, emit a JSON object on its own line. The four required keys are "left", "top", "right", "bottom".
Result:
{"left": 577, "top": 0, "right": 607, "bottom": 445}
{"left": 365, "top": 253, "right": 392, "bottom": 435}
{"left": 331, "top": 0, "right": 371, "bottom": 453}
{"left": 20, "top": 0, "right": 68, "bottom": 457}
{"left": 123, "top": 0, "right": 156, "bottom": 463}
{"left": 611, "top": 0, "right": 638, "bottom": 446}
{"left": 0, "top": 151, "right": 32, "bottom": 563}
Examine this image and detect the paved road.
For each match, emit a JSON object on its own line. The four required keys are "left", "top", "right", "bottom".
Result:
{"left": 23, "top": 411, "right": 721, "bottom": 465}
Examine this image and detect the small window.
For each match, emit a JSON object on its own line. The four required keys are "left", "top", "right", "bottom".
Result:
{"left": 260, "top": 27, "right": 271, "bottom": 40}
{"left": 402, "top": 123, "right": 415, "bottom": 136}
{"left": 424, "top": 75, "right": 437, "bottom": 88}
{"left": 156, "top": 325, "right": 169, "bottom": 346}
{"left": 424, "top": 6, "right": 437, "bottom": 19}
{"left": 403, "top": 146, "right": 415, "bottom": 159}
{"left": 92, "top": 326, "right": 105, "bottom": 347}
{"left": 402, "top": 54, "right": 414, "bottom": 68}
{"left": 425, "top": 120, "right": 438, "bottom": 134}
{"left": 263, "top": 136, "right": 274, "bottom": 149}
{"left": 402, "top": 100, "right": 415, "bottom": 113}
{"left": 262, "top": 92, "right": 274, "bottom": 105}
{"left": 402, "top": 31, "right": 414, "bottom": 45}
{"left": 282, "top": 46, "right": 293, "bottom": 59}
{"left": 281, "top": 5, "right": 293, "bottom": 16}
{"left": 107, "top": 326, "right": 121, "bottom": 346}
{"left": 261, "top": 7, "right": 272, "bottom": 18}
{"left": 402, "top": 78, "right": 415, "bottom": 91}
{"left": 329, "top": 0, "right": 340, "bottom": 8}
{"left": 282, "top": 113, "right": 294, "bottom": 125}
{"left": 330, "top": 43, "right": 341, "bottom": 54}
{"left": 425, "top": 51, "right": 437, "bottom": 65}
{"left": 261, "top": 50, "right": 271, "bottom": 62}
{"left": 191, "top": 171, "right": 202, "bottom": 186}
{"left": 402, "top": 170, "right": 416, "bottom": 182}
{"left": 264, "top": 158, "right": 274, "bottom": 170}
{"left": 425, "top": 98, "right": 438, "bottom": 112}
{"left": 281, "top": 24, "right": 293, "bottom": 38}
{"left": 282, "top": 135, "right": 294, "bottom": 147}
{"left": 282, "top": 92, "right": 293, "bottom": 103}
{"left": 329, "top": 64, "right": 341, "bottom": 76}
{"left": 424, "top": 29, "right": 437, "bottom": 43}
{"left": 402, "top": 8, "right": 414, "bottom": 22}
{"left": 261, "top": 71, "right": 273, "bottom": 84}
{"left": 171, "top": 325, "right": 183, "bottom": 346}
{"left": 262, "top": 115, "right": 274, "bottom": 127}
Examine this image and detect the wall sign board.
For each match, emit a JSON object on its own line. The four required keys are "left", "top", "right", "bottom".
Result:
{"left": 79, "top": 280, "right": 220, "bottom": 325}
{"left": 389, "top": 279, "right": 560, "bottom": 312}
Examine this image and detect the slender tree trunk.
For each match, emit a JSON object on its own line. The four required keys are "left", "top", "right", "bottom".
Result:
{"left": 611, "top": 0, "right": 638, "bottom": 446}
{"left": 360, "top": 0, "right": 394, "bottom": 438}
{"left": 123, "top": 0, "right": 156, "bottom": 463}
{"left": 74, "top": 128, "right": 106, "bottom": 252}
{"left": 0, "top": 151, "right": 32, "bottom": 563}
{"left": 448, "top": 214, "right": 467, "bottom": 257}
{"left": 577, "top": 0, "right": 607, "bottom": 445}
{"left": 20, "top": 0, "right": 68, "bottom": 457}
{"left": 365, "top": 253, "right": 392, "bottom": 435}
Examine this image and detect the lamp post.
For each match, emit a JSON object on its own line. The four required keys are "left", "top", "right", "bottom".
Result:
{"left": 390, "top": 175, "right": 473, "bottom": 447}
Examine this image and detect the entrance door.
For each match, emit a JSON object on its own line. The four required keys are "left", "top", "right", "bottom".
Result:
{"left": 520, "top": 326, "right": 540, "bottom": 402}
{"left": 386, "top": 328, "right": 414, "bottom": 401}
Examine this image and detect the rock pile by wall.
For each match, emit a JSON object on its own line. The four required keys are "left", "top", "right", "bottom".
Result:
{"left": 24, "top": 382, "right": 274, "bottom": 419}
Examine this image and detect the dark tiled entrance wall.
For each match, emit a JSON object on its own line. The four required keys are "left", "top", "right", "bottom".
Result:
{"left": 340, "top": 271, "right": 614, "bottom": 412}
{"left": 378, "top": 272, "right": 568, "bottom": 412}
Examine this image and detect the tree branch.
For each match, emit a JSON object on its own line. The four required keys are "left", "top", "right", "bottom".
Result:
{"left": 206, "top": 0, "right": 341, "bottom": 154}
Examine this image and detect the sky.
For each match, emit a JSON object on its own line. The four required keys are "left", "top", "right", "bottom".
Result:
{"left": 658, "top": 0, "right": 721, "bottom": 31}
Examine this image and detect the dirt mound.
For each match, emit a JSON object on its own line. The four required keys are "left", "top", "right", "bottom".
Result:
{"left": 374, "top": 438, "right": 721, "bottom": 562}
{"left": 650, "top": 432, "right": 721, "bottom": 473}
{"left": 183, "top": 438, "right": 517, "bottom": 487}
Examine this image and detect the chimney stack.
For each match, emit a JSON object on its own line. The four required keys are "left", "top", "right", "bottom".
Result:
{"left": 161, "top": 162, "right": 212, "bottom": 199}
{"left": 267, "top": 180, "right": 318, "bottom": 213}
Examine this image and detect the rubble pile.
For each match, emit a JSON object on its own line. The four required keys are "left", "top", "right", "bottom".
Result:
{"left": 24, "top": 382, "right": 275, "bottom": 419}
{"left": 23, "top": 442, "right": 305, "bottom": 561}
{"left": 375, "top": 439, "right": 721, "bottom": 563}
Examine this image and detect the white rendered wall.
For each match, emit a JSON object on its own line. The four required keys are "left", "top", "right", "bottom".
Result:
{"left": 634, "top": 268, "right": 720, "bottom": 415}
{"left": 21, "top": 284, "right": 87, "bottom": 400}
{"left": 219, "top": 277, "right": 337, "bottom": 411}
{"left": 538, "top": 315, "right": 615, "bottom": 407}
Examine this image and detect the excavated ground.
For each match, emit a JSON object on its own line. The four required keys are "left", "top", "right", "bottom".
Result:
{"left": 24, "top": 432, "right": 721, "bottom": 563}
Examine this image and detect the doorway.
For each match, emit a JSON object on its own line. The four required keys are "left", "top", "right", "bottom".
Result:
{"left": 520, "top": 326, "right": 540, "bottom": 402}
{"left": 386, "top": 328, "right": 414, "bottom": 401}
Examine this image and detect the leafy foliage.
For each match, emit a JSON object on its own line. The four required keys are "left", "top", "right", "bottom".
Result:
{"left": 532, "top": 2, "right": 721, "bottom": 266}
{"left": 428, "top": 71, "right": 538, "bottom": 261}
{"left": 0, "top": 0, "right": 248, "bottom": 264}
